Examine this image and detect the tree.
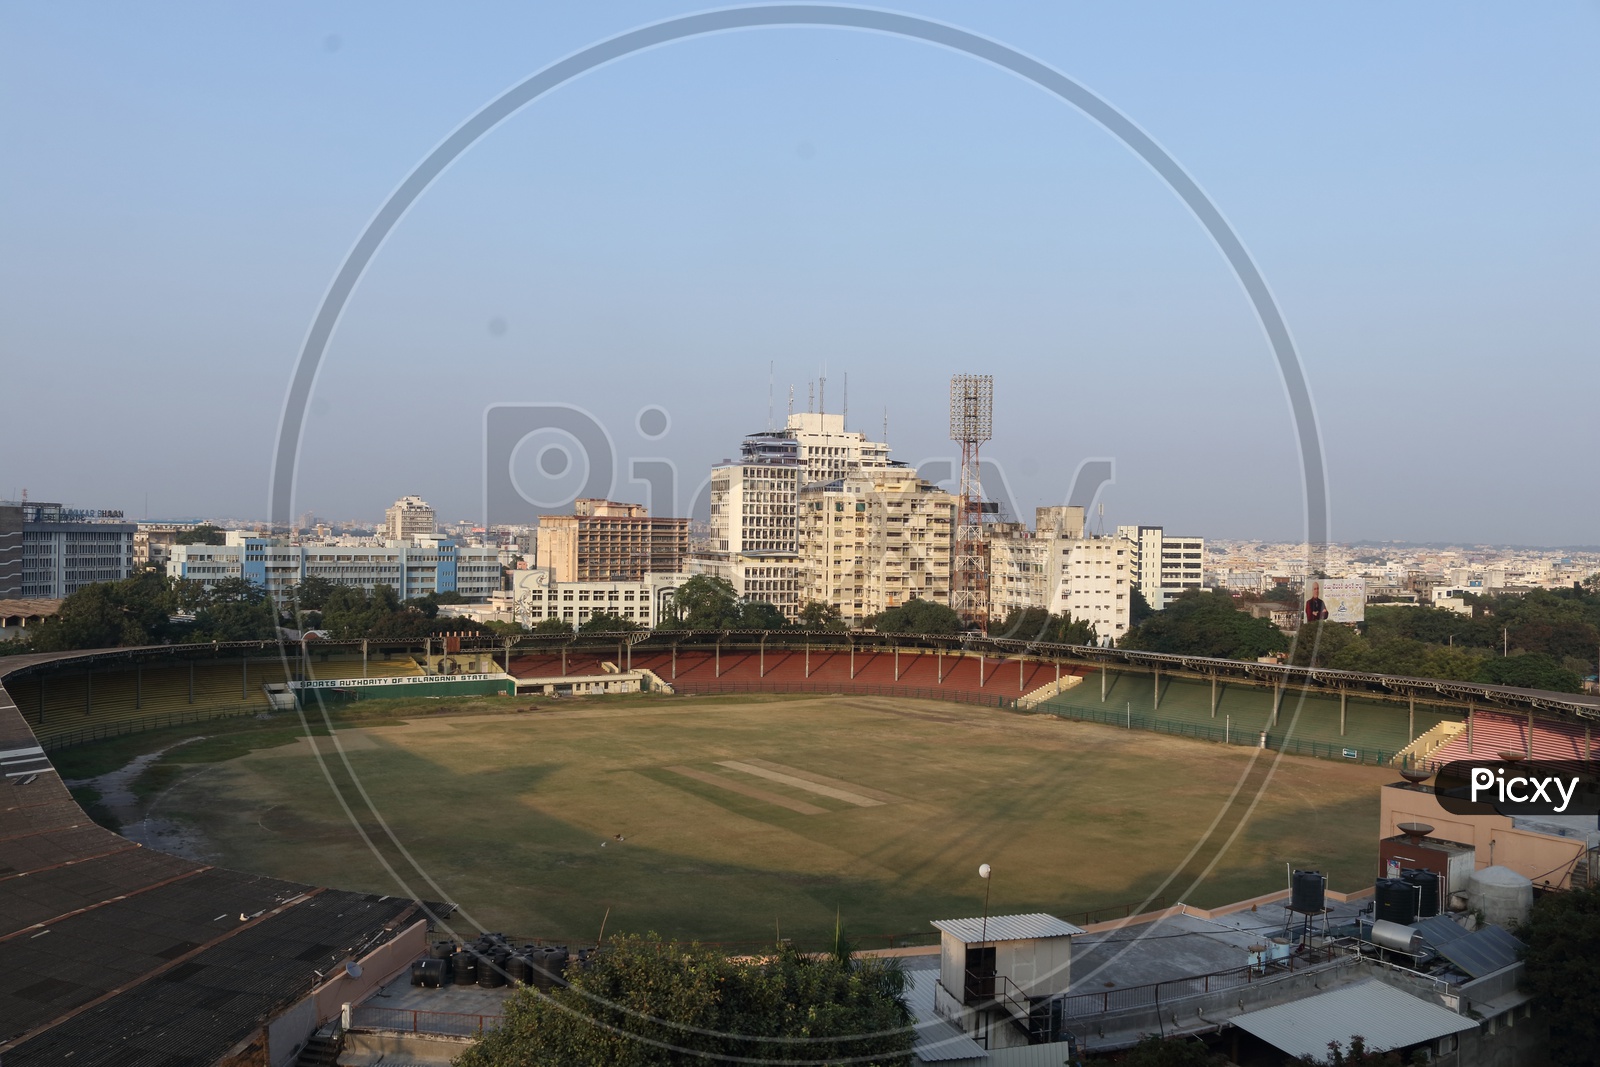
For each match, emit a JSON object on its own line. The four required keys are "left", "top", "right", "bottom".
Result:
{"left": 1523, "top": 884, "right": 1600, "bottom": 1064}
{"left": 191, "top": 578, "right": 277, "bottom": 642}
{"left": 991, "top": 607, "right": 1053, "bottom": 643}
{"left": 1121, "top": 1034, "right": 1226, "bottom": 1066}
{"left": 455, "top": 934, "right": 912, "bottom": 1067}
{"left": 1128, "top": 586, "right": 1155, "bottom": 626}
{"left": 1287, "top": 621, "right": 1362, "bottom": 667}
{"left": 798, "top": 600, "right": 846, "bottom": 631}
{"left": 867, "top": 598, "right": 963, "bottom": 635}
{"left": 1294, "top": 1035, "right": 1403, "bottom": 1065}
{"left": 664, "top": 575, "right": 742, "bottom": 629}
{"left": 533, "top": 617, "right": 574, "bottom": 636}
{"left": 287, "top": 574, "right": 338, "bottom": 613}
{"left": 579, "top": 611, "right": 639, "bottom": 634}
{"left": 174, "top": 523, "right": 226, "bottom": 545}
{"left": 735, "top": 599, "right": 789, "bottom": 630}
{"left": 28, "top": 570, "right": 179, "bottom": 651}
{"left": 1474, "top": 652, "right": 1583, "bottom": 693}
{"left": 1119, "top": 590, "right": 1288, "bottom": 660}
{"left": 989, "top": 607, "right": 1098, "bottom": 646}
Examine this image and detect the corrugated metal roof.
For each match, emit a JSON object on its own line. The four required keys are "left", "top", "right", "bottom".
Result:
{"left": 1433, "top": 925, "right": 1524, "bottom": 979}
{"left": 930, "top": 914, "right": 1084, "bottom": 943}
{"left": 1231, "top": 979, "right": 1477, "bottom": 1059}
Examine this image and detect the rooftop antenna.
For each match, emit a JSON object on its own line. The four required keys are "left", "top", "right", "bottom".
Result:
{"left": 808, "top": 380, "right": 814, "bottom": 413}
{"left": 788, "top": 384, "right": 794, "bottom": 418}
{"left": 843, "top": 372, "right": 848, "bottom": 430}
{"left": 819, "top": 368, "right": 826, "bottom": 416}
{"left": 883, "top": 406, "right": 888, "bottom": 442}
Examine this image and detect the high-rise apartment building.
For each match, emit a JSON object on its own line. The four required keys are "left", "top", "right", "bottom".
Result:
{"left": 385, "top": 496, "right": 436, "bottom": 541}
{"left": 796, "top": 470, "right": 955, "bottom": 627}
{"left": 1116, "top": 524, "right": 1205, "bottom": 610}
{"left": 700, "top": 460, "right": 802, "bottom": 620}
{"left": 536, "top": 499, "right": 688, "bottom": 582}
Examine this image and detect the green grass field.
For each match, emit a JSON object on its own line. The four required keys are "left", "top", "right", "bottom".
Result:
{"left": 145, "top": 692, "right": 1391, "bottom": 947}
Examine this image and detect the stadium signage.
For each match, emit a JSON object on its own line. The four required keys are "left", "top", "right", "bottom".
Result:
{"left": 1434, "top": 760, "right": 1600, "bottom": 817}
{"left": 288, "top": 673, "right": 502, "bottom": 690}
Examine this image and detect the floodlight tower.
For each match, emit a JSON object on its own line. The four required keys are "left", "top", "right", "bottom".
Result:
{"left": 949, "top": 374, "right": 993, "bottom": 630}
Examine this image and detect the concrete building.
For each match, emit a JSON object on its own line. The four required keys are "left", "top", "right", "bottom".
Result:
{"left": 384, "top": 495, "right": 436, "bottom": 541}
{"left": 985, "top": 507, "right": 1130, "bottom": 644}
{"left": 1045, "top": 534, "right": 1134, "bottom": 644}
{"left": 510, "top": 567, "right": 689, "bottom": 629}
{"left": 168, "top": 532, "right": 502, "bottom": 605}
{"left": 796, "top": 470, "right": 955, "bottom": 627}
{"left": 133, "top": 522, "right": 206, "bottom": 571}
{"left": 0, "top": 500, "right": 136, "bottom": 599}
{"left": 535, "top": 499, "right": 688, "bottom": 582}
{"left": 692, "top": 460, "right": 805, "bottom": 621}
{"left": 1117, "top": 524, "right": 1205, "bottom": 610}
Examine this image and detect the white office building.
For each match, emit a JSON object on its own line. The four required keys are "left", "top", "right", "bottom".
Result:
{"left": 0, "top": 501, "right": 136, "bottom": 599}
{"left": 510, "top": 567, "right": 689, "bottom": 628}
{"left": 168, "top": 532, "right": 502, "bottom": 606}
{"left": 1116, "top": 524, "right": 1205, "bottom": 610}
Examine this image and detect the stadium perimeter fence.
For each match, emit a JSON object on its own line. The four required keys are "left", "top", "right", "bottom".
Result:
{"left": 38, "top": 705, "right": 268, "bottom": 751}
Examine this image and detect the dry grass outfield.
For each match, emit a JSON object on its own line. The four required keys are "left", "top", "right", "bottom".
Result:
{"left": 156, "top": 694, "right": 1390, "bottom": 945}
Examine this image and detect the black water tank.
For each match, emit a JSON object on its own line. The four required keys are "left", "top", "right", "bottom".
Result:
{"left": 430, "top": 940, "right": 455, "bottom": 960}
{"left": 1375, "top": 878, "right": 1418, "bottom": 925}
{"left": 1403, "top": 869, "right": 1441, "bottom": 919}
{"left": 477, "top": 957, "right": 505, "bottom": 988}
{"left": 411, "top": 958, "right": 445, "bottom": 988}
{"left": 1291, "top": 870, "right": 1326, "bottom": 914}
{"left": 507, "top": 954, "right": 532, "bottom": 986}
{"left": 451, "top": 950, "right": 477, "bottom": 985}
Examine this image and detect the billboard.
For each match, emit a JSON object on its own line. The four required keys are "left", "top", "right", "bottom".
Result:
{"left": 1306, "top": 577, "right": 1366, "bottom": 624}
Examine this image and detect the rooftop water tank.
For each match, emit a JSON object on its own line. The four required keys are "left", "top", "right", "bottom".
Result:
{"left": 1291, "top": 870, "right": 1326, "bottom": 914}
{"left": 1375, "top": 878, "right": 1419, "bottom": 926}
{"left": 1469, "top": 865, "right": 1533, "bottom": 928}
{"left": 1402, "top": 869, "right": 1441, "bottom": 919}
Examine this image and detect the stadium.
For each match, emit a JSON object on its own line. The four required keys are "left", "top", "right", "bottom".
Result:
{"left": 3, "top": 632, "right": 1597, "bottom": 1065}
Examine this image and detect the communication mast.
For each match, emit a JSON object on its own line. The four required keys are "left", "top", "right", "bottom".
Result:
{"left": 949, "top": 374, "right": 993, "bottom": 630}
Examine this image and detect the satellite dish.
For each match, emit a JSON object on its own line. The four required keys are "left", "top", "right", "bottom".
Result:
{"left": 1398, "top": 768, "right": 1431, "bottom": 784}
{"left": 978, "top": 864, "right": 992, "bottom": 880}
{"left": 344, "top": 961, "right": 363, "bottom": 980}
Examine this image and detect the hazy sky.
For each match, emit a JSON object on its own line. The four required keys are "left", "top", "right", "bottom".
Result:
{"left": 3, "top": 3, "right": 1596, "bottom": 544}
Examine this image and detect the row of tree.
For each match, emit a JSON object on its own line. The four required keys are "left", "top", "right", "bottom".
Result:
{"left": 1114, "top": 585, "right": 1600, "bottom": 693}
{"left": 456, "top": 932, "right": 912, "bottom": 1067}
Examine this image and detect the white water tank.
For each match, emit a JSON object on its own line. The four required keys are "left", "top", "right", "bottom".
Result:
{"left": 1469, "top": 865, "right": 1533, "bottom": 928}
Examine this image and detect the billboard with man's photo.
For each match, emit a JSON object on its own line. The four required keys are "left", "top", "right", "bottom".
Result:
{"left": 1305, "top": 577, "right": 1366, "bottom": 624}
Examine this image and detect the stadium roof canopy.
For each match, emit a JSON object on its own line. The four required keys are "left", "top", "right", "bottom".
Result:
{"left": 0, "top": 651, "right": 443, "bottom": 1067}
